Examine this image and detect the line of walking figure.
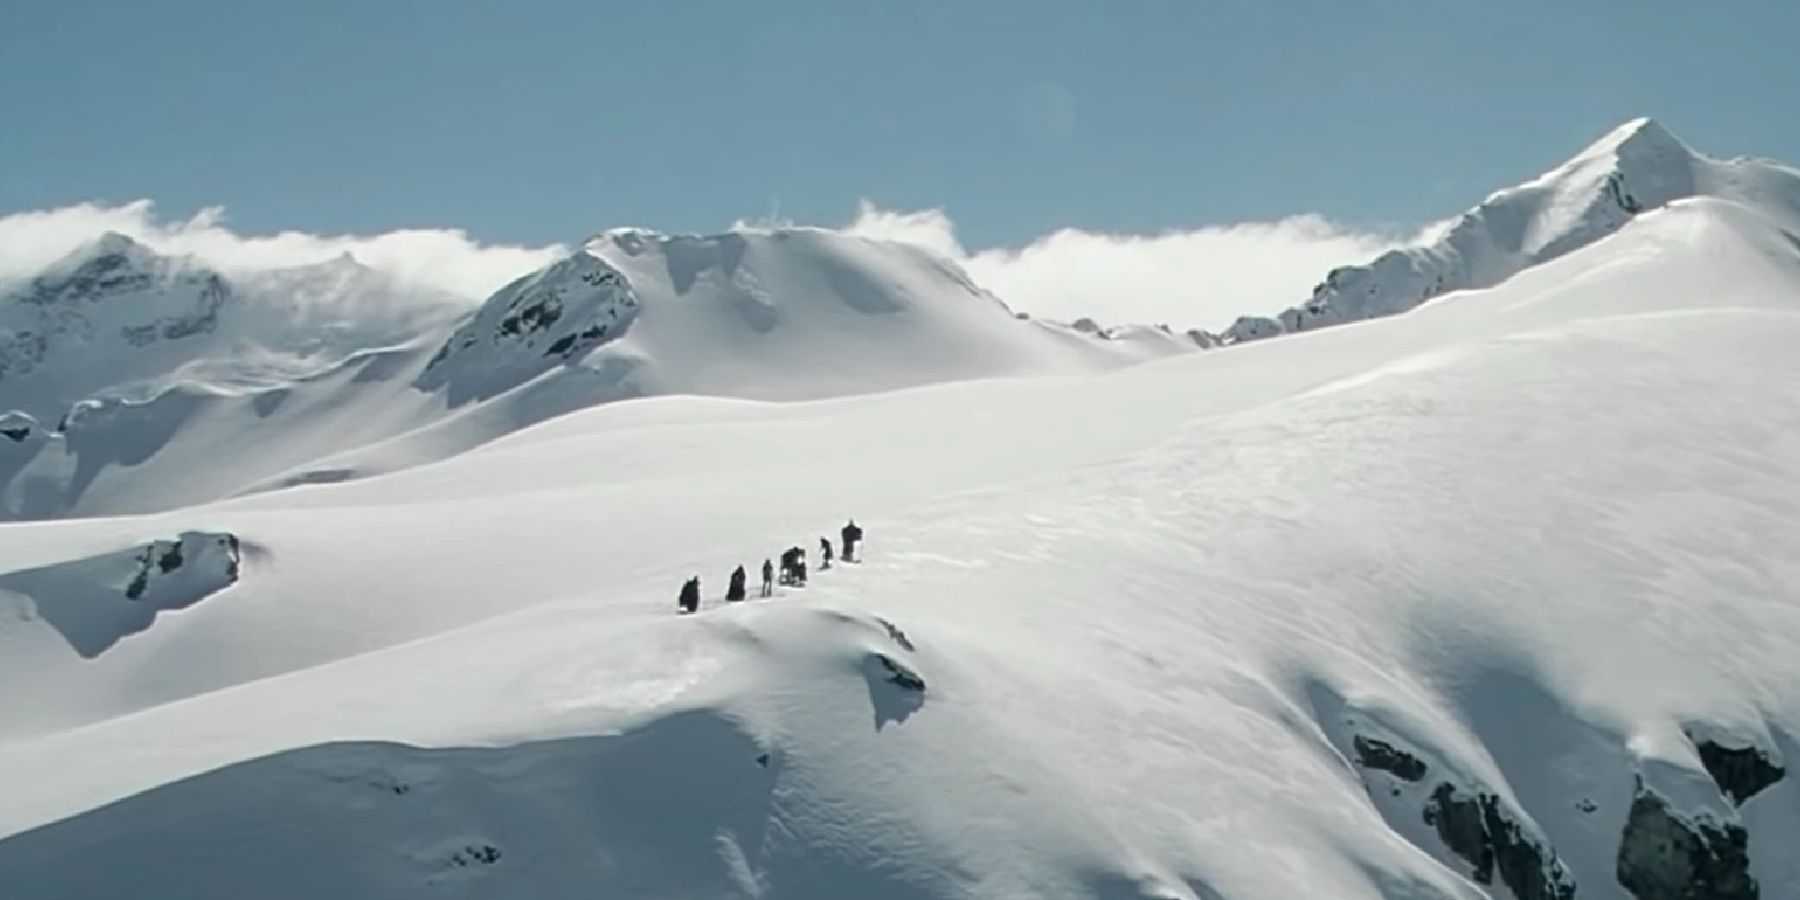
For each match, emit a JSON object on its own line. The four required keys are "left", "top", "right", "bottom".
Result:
{"left": 679, "top": 519, "right": 864, "bottom": 614}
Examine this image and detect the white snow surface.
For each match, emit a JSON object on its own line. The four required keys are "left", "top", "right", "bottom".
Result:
{"left": 1221, "top": 117, "right": 1800, "bottom": 342}
{"left": 2, "top": 123, "right": 1800, "bottom": 899}
{"left": 1, "top": 228, "right": 1177, "bottom": 520}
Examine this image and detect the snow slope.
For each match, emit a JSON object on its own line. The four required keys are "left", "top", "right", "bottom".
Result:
{"left": 1, "top": 228, "right": 1177, "bottom": 520}
{"left": 2, "top": 159, "right": 1799, "bottom": 899}
{"left": 1219, "top": 117, "right": 1800, "bottom": 342}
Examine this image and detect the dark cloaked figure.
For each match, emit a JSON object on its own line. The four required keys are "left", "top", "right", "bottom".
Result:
{"left": 678, "top": 576, "right": 701, "bottom": 614}
{"left": 779, "top": 546, "right": 807, "bottom": 587}
{"left": 726, "top": 565, "right": 748, "bottom": 602}
{"left": 840, "top": 519, "right": 864, "bottom": 562}
{"left": 761, "top": 558, "right": 775, "bottom": 597}
{"left": 820, "top": 537, "right": 834, "bottom": 570}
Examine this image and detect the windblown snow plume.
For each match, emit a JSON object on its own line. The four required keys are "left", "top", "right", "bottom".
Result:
{"left": 842, "top": 200, "right": 1428, "bottom": 327}
{"left": 0, "top": 200, "right": 563, "bottom": 300}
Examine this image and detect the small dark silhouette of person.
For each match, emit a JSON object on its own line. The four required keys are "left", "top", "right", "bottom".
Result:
{"left": 678, "top": 576, "right": 701, "bottom": 614}
{"left": 726, "top": 565, "right": 747, "bottom": 602}
{"left": 761, "top": 558, "right": 774, "bottom": 597}
{"left": 820, "top": 537, "right": 834, "bottom": 570}
{"left": 841, "top": 519, "right": 864, "bottom": 562}
{"left": 780, "top": 546, "right": 807, "bottom": 586}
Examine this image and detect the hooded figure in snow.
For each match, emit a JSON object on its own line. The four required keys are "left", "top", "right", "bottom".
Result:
{"left": 761, "top": 558, "right": 775, "bottom": 597}
{"left": 678, "top": 576, "right": 701, "bottom": 614}
{"left": 780, "top": 546, "right": 807, "bottom": 587}
{"left": 840, "top": 520, "right": 864, "bottom": 562}
{"left": 727, "top": 565, "right": 748, "bottom": 602}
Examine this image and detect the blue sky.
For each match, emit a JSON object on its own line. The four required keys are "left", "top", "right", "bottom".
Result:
{"left": 5, "top": 0, "right": 1795, "bottom": 248}
{"left": 2, "top": 1, "right": 1795, "bottom": 326}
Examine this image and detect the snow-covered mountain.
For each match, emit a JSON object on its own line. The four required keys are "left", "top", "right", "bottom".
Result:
{"left": 1217, "top": 117, "right": 1800, "bottom": 342}
{"left": 0, "top": 233, "right": 462, "bottom": 423}
{"left": 3, "top": 120, "right": 1800, "bottom": 900}
{"left": 1, "top": 227, "right": 1176, "bottom": 519}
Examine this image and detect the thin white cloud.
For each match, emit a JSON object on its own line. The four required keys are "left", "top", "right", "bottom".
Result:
{"left": 0, "top": 200, "right": 563, "bottom": 301}
{"left": 845, "top": 199, "right": 1441, "bottom": 330}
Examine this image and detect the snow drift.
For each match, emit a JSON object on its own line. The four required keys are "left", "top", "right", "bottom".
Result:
{"left": 0, "top": 227, "right": 1177, "bottom": 520}
{"left": 2, "top": 119, "right": 1800, "bottom": 900}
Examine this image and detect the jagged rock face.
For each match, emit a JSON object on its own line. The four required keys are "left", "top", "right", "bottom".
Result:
{"left": 1352, "top": 736, "right": 1427, "bottom": 782}
{"left": 1617, "top": 788, "right": 1757, "bottom": 900}
{"left": 1692, "top": 738, "right": 1784, "bottom": 806}
{"left": 125, "top": 532, "right": 242, "bottom": 602}
{"left": 1, "top": 234, "right": 232, "bottom": 383}
{"left": 1422, "top": 783, "right": 1577, "bottom": 900}
{"left": 416, "top": 250, "right": 638, "bottom": 400}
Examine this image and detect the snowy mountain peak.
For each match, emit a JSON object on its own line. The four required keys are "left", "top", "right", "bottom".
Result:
{"left": 415, "top": 248, "right": 638, "bottom": 400}
{"left": 25, "top": 231, "right": 208, "bottom": 305}
{"left": 1214, "top": 117, "right": 1796, "bottom": 345}
{"left": 1572, "top": 116, "right": 1689, "bottom": 166}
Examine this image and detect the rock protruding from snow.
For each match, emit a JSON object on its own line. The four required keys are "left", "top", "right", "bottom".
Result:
{"left": 1691, "top": 736, "right": 1784, "bottom": 807}
{"left": 0, "top": 530, "right": 242, "bottom": 658}
{"left": 415, "top": 249, "right": 638, "bottom": 402}
{"left": 1423, "top": 783, "right": 1578, "bottom": 900}
{"left": 125, "top": 532, "right": 242, "bottom": 601}
{"left": 1, "top": 233, "right": 230, "bottom": 385}
{"left": 0, "top": 410, "right": 38, "bottom": 445}
{"left": 1616, "top": 785, "right": 1757, "bottom": 900}
{"left": 1222, "top": 118, "right": 1706, "bottom": 344}
{"left": 1352, "top": 735, "right": 1427, "bottom": 782}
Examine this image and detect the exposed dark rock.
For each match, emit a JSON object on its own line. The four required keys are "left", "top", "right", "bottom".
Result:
{"left": 0, "top": 426, "right": 28, "bottom": 443}
{"left": 1606, "top": 172, "right": 1644, "bottom": 215}
{"left": 1692, "top": 737, "right": 1784, "bottom": 806}
{"left": 156, "top": 543, "right": 184, "bottom": 574}
{"left": 1423, "top": 783, "right": 1575, "bottom": 900}
{"left": 877, "top": 654, "right": 925, "bottom": 692}
{"left": 122, "top": 532, "right": 242, "bottom": 601}
{"left": 1425, "top": 784, "right": 1493, "bottom": 884}
{"left": 875, "top": 616, "right": 916, "bottom": 652}
{"left": 498, "top": 295, "right": 563, "bottom": 337}
{"left": 124, "top": 561, "right": 150, "bottom": 601}
{"left": 1617, "top": 787, "right": 1756, "bottom": 900}
{"left": 1352, "top": 735, "right": 1427, "bottom": 782}
{"left": 448, "top": 844, "right": 502, "bottom": 867}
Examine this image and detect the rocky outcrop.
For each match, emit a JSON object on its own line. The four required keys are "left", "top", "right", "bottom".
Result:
{"left": 1422, "top": 783, "right": 1577, "bottom": 900}
{"left": 124, "top": 532, "right": 242, "bottom": 601}
{"left": 1617, "top": 785, "right": 1756, "bottom": 900}
{"left": 1, "top": 233, "right": 233, "bottom": 382}
{"left": 1217, "top": 118, "right": 1709, "bottom": 346}
{"left": 1691, "top": 737, "right": 1783, "bottom": 806}
{"left": 1352, "top": 735, "right": 1427, "bottom": 782}
{"left": 1222, "top": 315, "right": 1282, "bottom": 344}
{"left": 416, "top": 250, "right": 639, "bottom": 402}
{"left": 0, "top": 409, "right": 36, "bottom": 444}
